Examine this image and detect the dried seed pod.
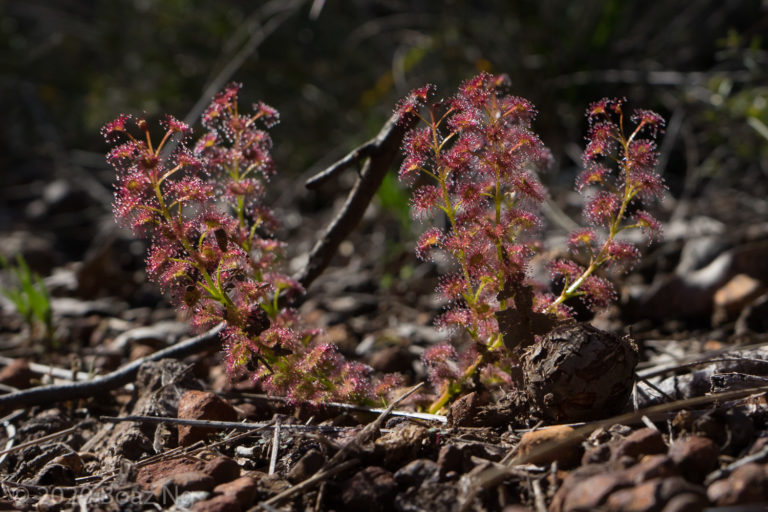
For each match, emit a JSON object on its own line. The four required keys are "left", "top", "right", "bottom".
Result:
{"left": 522, "top": 322, "right": 638, "bottom": 422}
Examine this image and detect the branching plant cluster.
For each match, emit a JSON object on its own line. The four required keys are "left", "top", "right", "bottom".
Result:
{"left": 104, "top": 74, "right": 665, "bottom": 412}
{"left": 104, "top": 84, "right": 399, "bottom": 405}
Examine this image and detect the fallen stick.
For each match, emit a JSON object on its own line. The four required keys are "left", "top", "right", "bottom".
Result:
{"left": 0, "top": 323, "right": 224, "bottom": 409}
{"left": 296, "top": 111, "right": 418, "bottom": 289}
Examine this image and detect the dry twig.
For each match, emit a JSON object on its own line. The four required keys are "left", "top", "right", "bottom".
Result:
{"left": 0, "top": 323, "right": 225, "bottom": 410}
{"left": 296, "top": 111, "right": 418, "bottom": 289}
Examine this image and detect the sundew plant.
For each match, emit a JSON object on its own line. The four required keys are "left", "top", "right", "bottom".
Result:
{"left": 396, "top": 74, "right": 665, "bottom": 412}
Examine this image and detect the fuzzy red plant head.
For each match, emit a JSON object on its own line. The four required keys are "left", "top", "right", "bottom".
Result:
{"left": 105, "top": 84, "right": 401, "bottom": 406}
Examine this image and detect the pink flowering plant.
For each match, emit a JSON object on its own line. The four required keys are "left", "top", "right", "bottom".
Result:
{"left": 104, "top": 83, "right": 398, "bottom": 404}
{"left": 397, "top": 74, "right": 665, "bottom": 413}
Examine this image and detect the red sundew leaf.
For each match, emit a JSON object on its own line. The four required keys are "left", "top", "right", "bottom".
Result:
{"left": 575, "top": 164, "right": 611, "bottom": 191}
{"left": 511, "top": 171, "right": 547, "bottom": 203}
{"left": 107, "top": 141, "right": 141, "bottom": 168}
{"left": 165, "top": 177, "right": 214, "bottom": 205}
{"left": 435, "top": 307, "right": 472, "bottom": 334}
{"left": 502, "top": 208, "right": 542, "bottom": 234}
{"left": 336, "top": 362, "right": 374, "bottom": 402}
{"left": 161, "top": 114, "right": 192, "bottom": 136}
{"left": 422, "top": 344, "right": 460, "bottom": 389}
{"left": 586, "top": 98, "right": 613, "bottom": 120}
{"left": 626, "top": 139, "right": 657, "bottom": 170}
{"left": 584, "top": 190, "right": 620, "bottom": 226}
{"left": 260, "top": 326, "right": 299, "bottom": 351}
{"left": 101, "top": 114, "right": 131, "bottom": 141}
{"left": 447, "top": 107, "right": 483, "bottom": 133}
{"left": 604, "top": 240, "right": 641, "bottom": 270}
{"left": 455, "top": 72, "right": 497, "bottom": 109}
{"left": 583, "top": 122, "right": 618, "bottom": 162}
{"left": 436, "top": 274, "right": 467, "bottom": 302}
{"left": 410, "top": 185, "right": 442, "bottom": 221}
{"left": 394, "top": 84, "right": 434, "bottom": 121}
{"left": 580, "top": 274, "right": 616, "bottom": 310}
{"left": 549, "top": 259, "right": 584, "bottom": 282}
{"left": 633, "top": 210, "right": 663, "bottom": 244}
{"left": 415, "top": 227, "right": 443, "bottom": 261}
{"left": 252, "top": 101, "right": 280, "bottom": 128}
{"left": 567, "top": 228, "right": 598, "bottom": 253}
{"left": 631, "top": 108, "right": 665, "bottom": 136}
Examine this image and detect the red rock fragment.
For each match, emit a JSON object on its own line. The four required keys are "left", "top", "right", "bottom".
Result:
{"left": 706, "top": 463, "right": 768, "bottom": 505}
{"left": 153, "top": 471, "right": 216, "bottom": 505}
{"left": 177, "top": 391, "right": 238, "bottom": 446}
{"left": 612, "top": 428, "right": 667, "bottom": 461}
{"left": 661, "top": 493, "right": 709, "bottom": 512}
{"left": 192, "top": 494, "right": 241, "bottom": 512}
{"left": 668, "top": 436, "right": 719, "bottom": 483}
{"left": 341, "top": 466, "right": 397, "bottom": 512}
{"left": 516, "top": 425, "right": 581, "bottom": 468}
{"left": 287, "top": 449, "right": 324, "bottom": 483}
{"left": 0, "top": 359, "right": 35, "bottom": 389}
{"left": 137, "top": 458, "right": 204, "bottom": 489}
{"left": 623, "top": 455, "right": 678, "bottom": 484}
{"left": 562, "top": 473, "right": 627, "bottom": 511}
{"left": 606, "top": 476, "right": 705, "bottom": 512}
{"left": 213, "top": 476, "right": 257, "bottom": 508}
{"left": 204, "top": 455, "right": 240, "bottom": 485}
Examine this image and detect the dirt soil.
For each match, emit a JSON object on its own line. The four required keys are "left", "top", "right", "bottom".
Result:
{"left": 2, "top": 153, "right": 768, "bottom": 512}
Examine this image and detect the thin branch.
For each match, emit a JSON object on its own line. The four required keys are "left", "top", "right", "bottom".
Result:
{"left": 304, "top": 142, "right": 375, "bottom": 190}
{"left": 268, "top": 419, "right": 281, "bottom": 475}
{"left": 0, "top": 323, "right": 224, "bottom": 409}
{"left": 100, "top": 415, "right": 368, "bottom": 434}
{"left": 295, "top": 111, "right": 418, "bottom": 290}
{"left": 221, "top": 391, "right": 447, "bottom": 423}
{"left": 0, "top": 425, "right": 78, "bottom": 458}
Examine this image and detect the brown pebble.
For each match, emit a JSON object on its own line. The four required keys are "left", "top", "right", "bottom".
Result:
{"left": 613, "top": 428, "right": 666, "bottom": 461}
{"left": 623, "top": 454, "right": 679, "bottom": 484}
{"left": 516, "top": 425, "right": 581, "bottom": 468}
{"left": 706, "top": 462, "right": 768, "bottom": 505}
{"left": 394, "top": 458, "right": 439, "bottom": 488}
{"left": 449, "top": 391, "right": 482, "bottom": 427}
{"left": 0, "top": 359, "right": 35, "bottom": 389}
{"left": 213, "top": 476, "right": 257, "bottom": 508}
{"left": 287, "top": 449, "right": 325, "bottom": 484}
{"left": 606, "top": 477, "right": 705, "bottom": 512}
{"left": 661, "top": 492, "right": 709, "bottom": 512}
{"left": 137, "top": 458, "right": 204, "bottom": 489}
{"left": 129, "top": 342, "right": 156, "bottom": 361}
{"left": 153, "top": 471, "right": 216, "bottom": 505}
{"left": 581, "top": 443, "right": 612, "bottom": 465}
{"left": 437, "top": 444, "right": 464, "bottom": 477}
{"left": 204, "top": 455, "right": 240, "bottom": 485}
{"left": 712, "top": 273, "right": 764, "bottom": 324}
{"left": 550, "top": 463, "right": 612, "bottom": 512}
{"left": 668, "top": 436, "right": 719, "bottom": 483}
{"left": 177, "top": 391, "right": 238, "bottom": 446}
{"left": 341, "top": 466, "right": 397, "bottom": 512}
{"left": 562, "top": 473, "right": 627, "bottom": 511}
{"left": 192, "top": 494, "right": 241, "bottom": 512}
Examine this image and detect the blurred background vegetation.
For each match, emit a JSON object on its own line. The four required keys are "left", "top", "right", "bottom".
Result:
{"left": 1, "top": 0, "right": 766, "bottom": 276}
